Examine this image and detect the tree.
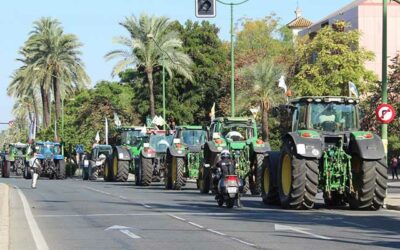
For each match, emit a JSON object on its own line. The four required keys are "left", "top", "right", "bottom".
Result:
{"left": 293, "top": 21, "right": 376, "bottom": 96}
{"left": 25, "top": 17, "right": 90, "bottom": 123}
{"left": 239, "top": 58, "right": 286, "bottom": 140}
{"left": 105, "top": 14, "right": 193, "bottom": 118}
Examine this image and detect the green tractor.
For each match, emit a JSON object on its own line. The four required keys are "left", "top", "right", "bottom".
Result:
{"left": 1, "top": 143, "right": 30, "bottom": 178}
{"left": 198, "top": 117, "right": 270, "bottom": 194}
{"left": 109, "top": 126, "right": 148, "bottom": 183}
{"left": 165, "top": 126, "right": 208, "bottom": 190}
{"left": 262, "top": 96, "right": 388, "bottom": 210}
{"left": 83, "top": 144, "right": 113, "bottom": 181}
{"left": 135, "top": 129, "right": 173, "bottom": 186}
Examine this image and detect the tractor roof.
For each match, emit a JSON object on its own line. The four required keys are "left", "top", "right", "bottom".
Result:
{"left": 214, "top": 117, "right": 255, "bottom": 124}
{"left": 35, "top": 141, "right": 61, "bottom": 146}
{"left": 10, "top": 142, "right": 28, "bottom": 148}
{"left": 118, "top": 126, "right": 146, "bottom": 131}
{"left": 290, "top": 96, "right": 360, "bottom": 104}
{"left": 176, "top": 125, "right": 203, "bottom": 130}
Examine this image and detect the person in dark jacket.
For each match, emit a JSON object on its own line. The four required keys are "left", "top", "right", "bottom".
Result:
{"left": 391, "top": 156, "right": 399, "bottom": 180}
{"left": 212, "top": 150, "right": 235, "bottom": 190}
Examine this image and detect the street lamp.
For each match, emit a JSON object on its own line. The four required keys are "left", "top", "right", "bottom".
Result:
{"left": 147, "top": 33, "right": 180, "bottom": 129}
{"left": 216, "top": 0, "right": 249, "bottom": 117}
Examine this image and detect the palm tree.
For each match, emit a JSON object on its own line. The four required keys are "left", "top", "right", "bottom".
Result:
{"left": 25, "top": 17, "right": 90, "bottom": 121}
{"left": 239, "top": 59, "right": 286, "bottom": 140}
{"left": 105, "top": 14, "right": 193, "bottom": 118}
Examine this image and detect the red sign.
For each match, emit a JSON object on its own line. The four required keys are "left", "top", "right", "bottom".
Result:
{"left": 375, "top": 104, "right": 396, "bottom": 124}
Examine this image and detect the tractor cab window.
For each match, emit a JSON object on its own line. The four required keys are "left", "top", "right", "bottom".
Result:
{"left": 149, "top": 134, "right": 173, "bottom": 153}
{"left": 292, "top": 103, "right": 307, "bottom": 131}
{"left": 182, "top": 130, "right": 207, "bottom": 146}
{"left": 223, "top": 124, "right": 253, "bottom": 141}
{"left": 53, "top": 146, "right": 60, "bottom": 154}
{"left": 310, "top": 103, "right": 358, "bottom": 132}
{"left": 121, "top": 130, "right": 145, "bottom": 146}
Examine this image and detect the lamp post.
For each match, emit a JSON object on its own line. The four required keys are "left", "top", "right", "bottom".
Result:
{"left": 216, "top": 0, "right": 249, "bottom": 117}
{"left": 147, "top": 33, "right": 179, "bottom": 129}
{"left": 382, "top": 0, "right": 388, "bottom": 158}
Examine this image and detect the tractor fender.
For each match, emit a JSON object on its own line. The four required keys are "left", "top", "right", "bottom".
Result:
{"left": 114, "top": 146, "right": 132, "bottom": 161}
{"left": 285, "top": 132, "right": 323, "bottom": 159}
{"left": 167, "top": 147, "right": 186, "bottom": 158}
{"left": 141, "top": 150, "right": 155, "bottom": 159}
{"left": 252, "top": 141, "right": 271, "bottom": 154}
{"left": 204, "top": 141, "right": 226, "bottom": 154}
{"left": 349, "top": 133, "right": 385, "bottom": 160}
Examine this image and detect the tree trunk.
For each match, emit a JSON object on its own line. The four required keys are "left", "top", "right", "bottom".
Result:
{"left": 146, "top": 67, "right": 156, "bottom": 118}
{"left": 261, "top": 102, "right": 269, "bottom": 141}
{"left": 52, "top": 75, "right": 62, "bottom": 121}
{"left": 40, "top": 84, "right": 50, "bottom": 128}
{"left": 32, "top": 93, "right": 40, "bottom": 130}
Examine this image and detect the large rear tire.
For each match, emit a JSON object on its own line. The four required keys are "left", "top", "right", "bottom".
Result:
{"left": 56, "top": 160, "right": 66, "bottom": 180}
{"left": 261, "top": 156, "right": 280, "bottom": 205}
{"left": 199, "top": 164, "right": 211, "bottom": 194}
{"left": 348, "top": 156, "right": 387, "bottom": 210}
{"left": 2, "top": 161, "right": 11, "bottom": 178}
{"left": 278, "top": 141, "right": 319, "bottom": 209}
{"left": 89, "top": 163, "right": 98, "bottom": 181}
{"left": 139, "top": 156, "right": 153, "bottom": 186}
{"left": 250, "top": 154, "right": 264, "bottom": 195}
{"left": 112, "top": 154, "right": 129, "bottom": 182}
{"left": 170, "top": 157, "right": 184, "bottom": 190}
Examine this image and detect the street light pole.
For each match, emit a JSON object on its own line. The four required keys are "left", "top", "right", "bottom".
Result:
{"left": 216, "top": 0, "right": 249, "bottom": 117}
{"left": 162, "top": 56, "right": 166, "bottom": 130}
{"left": 382, "top": 0, "right": 388, "bottom": 157}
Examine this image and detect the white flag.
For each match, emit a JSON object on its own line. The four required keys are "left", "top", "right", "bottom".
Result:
{"left": 210, "top": 103, "right": 215, "bottom": 121}
{"left": 95, "top": 131, "right": 100, "bottom": 143}
{"left": 114, "top": 112, "right": 122, "bottom": 127}
{"left": 348, "top": 81, "right": 359, "bottom": 98}
{"left": 278, "top": 75, "right": 287, "bottom": 93}
{"left": 250, "top": 106, "right": 260, "bottom": 118}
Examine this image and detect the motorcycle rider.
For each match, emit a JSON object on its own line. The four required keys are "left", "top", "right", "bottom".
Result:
{"left": 212, "top": 150, "right": 242, "bottom": 207}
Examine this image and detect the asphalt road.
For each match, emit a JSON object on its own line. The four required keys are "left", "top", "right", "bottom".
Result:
{"left": 2, "top": 177, "right": 400, "bottom": 250}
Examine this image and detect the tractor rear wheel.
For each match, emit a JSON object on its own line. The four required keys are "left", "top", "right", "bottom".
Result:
{"left": 112, "top": 154, "right": 129, "bottom": 182}
{"left": 103, "top": 158, "right": 112, "bottom": 182}
{"left": 348, "top": 156, "right": 387, "bottom": 210}
{"left": 170, "top": 157, "right": 184, "bottom": 190}
{"left": 250, "top": 154, "right": 264, "bottom": 195}
{"left": 139, "top": 156, "right": 153, "bottom": 186}
{"left": 278, "top": 141, "right": 319, "bottom": 209}
{"left": 89, "top": 163, "right": 98, "bottom": 181}
{"left": 2, "top": 161, "right": 10, "bottom": 178}
{"left": 261, "top": 156, "right": 280, "bottom": 205}
{"left": 56, "top": 160, "right": 66, "bottom": 179}
{"left": 199, "top": 164, "right": 211, "bottom": 194}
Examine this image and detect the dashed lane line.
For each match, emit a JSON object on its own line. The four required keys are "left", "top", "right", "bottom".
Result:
{"left": 206, "top": 229, "right": 226, "bottom": 236}
{"left": 188, "top": 221, "right": 204, "bottom": 229}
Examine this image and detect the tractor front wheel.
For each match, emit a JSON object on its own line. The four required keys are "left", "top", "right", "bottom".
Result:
{"left": 348, "top": 156, "right": 387, "bottom": 210}
{"left": 139, "top": 156, "right": 153, "bottom": 186}
{"left": 250, "top": 154, "right": 265, "bottom": 195}
{"left": 112, "top": 153, "right": 129, "bottom": 182}
{"left": 56, "top": 160, "right": 66, "bottom": 180}
{"left": 261, "top": 156, "right": 280, "bottom": 205}
{"left": 199, "top": 164, "right": 211, "bottom": 194}
{"left": 278, "top": 142, "right": 319, "bottom": 209}
{"left": 103, "top": 158, "right": 112, "bottom": 182}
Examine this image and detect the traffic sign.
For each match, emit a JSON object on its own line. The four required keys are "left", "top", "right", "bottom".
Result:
{"left": 195, "top": 0, "right": 216, "bottom": 18}
{"left": 375, "top": 104, "right": 396, "bottom": 124}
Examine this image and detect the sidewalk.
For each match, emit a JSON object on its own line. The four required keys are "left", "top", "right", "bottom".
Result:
{"left": 385, "top": 175, "right": 400, "bottom": 211}
{"left": 0, "top": 183, "right": 10, "bottom": 250}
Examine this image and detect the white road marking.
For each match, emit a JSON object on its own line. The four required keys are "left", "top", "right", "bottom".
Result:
{"left": 16, "top": 186, "right": 50, "bottom": 250}
{"left": 169, "top": 214, "right": 186, "bottom": 221}
{"left": 275, "top": 224, "right": 332, "bottom": 240}
{"left": 342, "top": 221, "right": 365, "bottom": 228}
{"left": 84, "top": 186, "right": 111, "bottom": 195}
{"left": 119, "top": 196, "right": 128, "bottom": 200}
{"left": 142, "top": 203, "right": 152, "bottom": 208}
{"left": 207, "top": 229, "right": 226, "bottom": 236}
{"left": 230, "top": 237, "right": 256, "bottom": 247}
{"left": 36, "top": 213, "right": 162, "bottom": 218}
{"left": 105, "top": 225, "right": 141, "bottom": 239}
{"left": 188, "top": 221, "right": 204, "bottom": 229}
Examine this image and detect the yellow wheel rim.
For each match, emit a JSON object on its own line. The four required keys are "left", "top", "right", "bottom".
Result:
{"left": 113, "top": 156, "right": 118, "bottom": 176}
{"left": 263, "top": 167, "right": 270, "bottom": 194}
{"left": 172, "top": 157, "right": 177, "bottom": 184}
{"left": 281, "top": 154, "right": 292, "bottom": 196}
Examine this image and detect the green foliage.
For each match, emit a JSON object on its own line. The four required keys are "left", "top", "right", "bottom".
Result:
{"left": 293, "top": 21, "right": 376, "bottom": 96}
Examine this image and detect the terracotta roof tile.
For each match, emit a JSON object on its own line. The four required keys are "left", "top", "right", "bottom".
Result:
{"left": 287, "top": 17, "right": 313, "bottom": 28}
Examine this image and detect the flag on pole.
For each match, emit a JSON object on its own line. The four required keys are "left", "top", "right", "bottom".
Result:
{"left": 348, "top": 81, "right": 359, "bottom": 98}
{"left": 250, "top": 106, "right": 260, "bottom": 118}
{"left": 114, "top": 112, "right": 122, "bottom": 127}
{"left": 278, "top": 75, "right": 287, "bottom": 93}
{"left": 105, "top": 118, "right": 109, "bottom": 145}
{"left": 95, "top": 131, "right": 100, "bottom": 143}
{"left": 210, "top": 102, "right": 215, "bottom": 121}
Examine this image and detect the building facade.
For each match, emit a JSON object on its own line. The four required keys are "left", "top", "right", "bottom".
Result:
{"left": 298, "top": 0, "right": 400, "bottom": 80}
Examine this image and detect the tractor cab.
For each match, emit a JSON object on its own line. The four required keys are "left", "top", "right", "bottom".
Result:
{"left": 116, "top": 126, "right": 148, "bottom": 147}
{"left": 176, "top": 126, "right": 208, "bottom": 152}
{"left": 36, "top": 141, "right": 63, "bottom": 159}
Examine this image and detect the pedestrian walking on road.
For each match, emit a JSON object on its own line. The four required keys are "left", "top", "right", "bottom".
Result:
{"left": 390, "top": 156, "right": 399, "bottom": 180}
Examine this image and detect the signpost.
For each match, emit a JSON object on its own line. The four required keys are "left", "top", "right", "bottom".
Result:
{"left": 375, "top": 104, "right": 396, "bottom": 124}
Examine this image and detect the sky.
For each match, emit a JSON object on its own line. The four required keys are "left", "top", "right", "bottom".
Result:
{"left": 0, "top": 0, "right": 353, "bottom": 129}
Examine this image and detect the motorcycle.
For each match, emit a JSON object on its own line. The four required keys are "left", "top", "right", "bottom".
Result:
{"left": 212, "top": 163, "right": 243, "bottom": 208}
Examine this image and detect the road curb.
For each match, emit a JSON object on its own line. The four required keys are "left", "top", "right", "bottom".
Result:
{"left": 0, "top": 183, "right": 10, "bottom": 250}
{"left": 384, "top": 203, "right": 400, "bottom": 211}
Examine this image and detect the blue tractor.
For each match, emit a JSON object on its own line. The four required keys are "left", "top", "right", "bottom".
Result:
{"left": 35, "top": 141, "right": 66, "bottom": 179}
